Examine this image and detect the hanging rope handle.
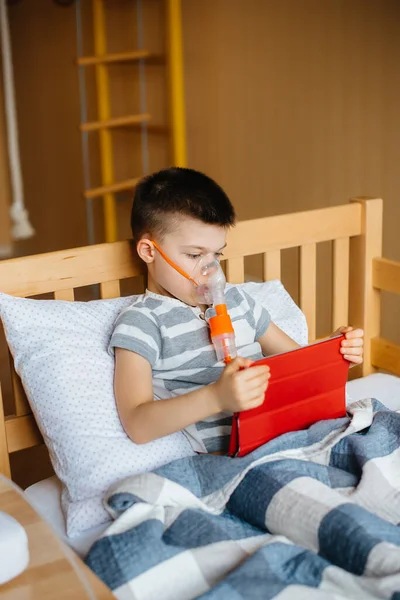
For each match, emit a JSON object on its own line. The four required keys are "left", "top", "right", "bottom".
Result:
{"left": 0, "top": 0, "right": 34, "bottom": 240}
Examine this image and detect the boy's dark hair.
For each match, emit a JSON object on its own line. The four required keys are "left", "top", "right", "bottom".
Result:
{"left": 131, "top": 167, "right": 236, "bottom": 240}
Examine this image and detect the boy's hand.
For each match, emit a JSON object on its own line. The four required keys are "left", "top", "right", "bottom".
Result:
{"left": 212, "top": 356, "right": 270, "bottom": 413}
{"left": 333, "top": 326, "right": 364, "bottom": 365}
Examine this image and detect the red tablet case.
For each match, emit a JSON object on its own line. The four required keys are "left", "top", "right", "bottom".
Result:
{"left": 228, "top": 335, "right": 349, "bottom": 457}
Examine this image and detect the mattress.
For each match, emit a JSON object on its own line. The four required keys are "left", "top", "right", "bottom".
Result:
{"left": 24, "top": 373, "right": 400, "bottom": 558}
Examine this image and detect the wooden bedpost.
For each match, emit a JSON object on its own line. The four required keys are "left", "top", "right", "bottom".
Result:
{"left": 0, "top": 382, "right": 11, "bottom": 478}
{"left": 349, "top": 197, "right": 383, "bottom": 376}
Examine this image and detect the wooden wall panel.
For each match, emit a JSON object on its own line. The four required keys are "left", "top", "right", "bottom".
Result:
{"left": 182, "top": 0, "right": 400, "bottom": 341}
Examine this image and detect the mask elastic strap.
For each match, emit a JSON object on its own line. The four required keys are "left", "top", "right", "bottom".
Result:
{"left": 151, "top": 240, "right": 198, "bottom": 286}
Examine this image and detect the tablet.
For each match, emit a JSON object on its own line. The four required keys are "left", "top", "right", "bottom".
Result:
{"left": 229, "top": 335, "right": 349, "bottom": 457}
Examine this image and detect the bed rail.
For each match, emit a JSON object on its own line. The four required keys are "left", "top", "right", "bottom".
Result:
{"left": 371, "top": 257, "right": 400, "bottom": 376}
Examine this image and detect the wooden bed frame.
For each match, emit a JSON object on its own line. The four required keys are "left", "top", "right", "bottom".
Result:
{"left": 1, "top": 196, "right": 400, "bottom": 482}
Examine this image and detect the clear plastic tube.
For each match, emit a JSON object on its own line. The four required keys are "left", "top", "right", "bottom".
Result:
{"left": 212, "top": 332, "right": 237, "bottom": 363}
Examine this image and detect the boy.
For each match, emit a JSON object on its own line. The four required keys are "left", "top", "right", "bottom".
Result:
{"left": 110, "top": 167, "right": 364, "bottom": 454}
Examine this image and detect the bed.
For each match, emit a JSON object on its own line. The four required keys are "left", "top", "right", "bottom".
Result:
{"left": 1, "top": 196, "right": 400, "bottom": 597}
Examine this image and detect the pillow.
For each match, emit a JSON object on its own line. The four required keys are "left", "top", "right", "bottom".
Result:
{"left": 231, "top": 281, "right": 308, "bottom": 346}
{"left": 0, "top": 294, "right": 195, "bottom": 537}
{"left": 0, "top": 281, "right": 307, "bottom": 537}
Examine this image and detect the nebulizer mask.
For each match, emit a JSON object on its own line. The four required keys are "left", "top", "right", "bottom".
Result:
{"left": 194, "top": 255, "right": 237, "bottom": 363}
{"left": 152, "top": 241, "right": 237, "bottom": 363}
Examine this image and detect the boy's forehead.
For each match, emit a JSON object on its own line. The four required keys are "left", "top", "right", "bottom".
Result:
{"left": 168, "top": 216, "right": 227, "bottom": 248}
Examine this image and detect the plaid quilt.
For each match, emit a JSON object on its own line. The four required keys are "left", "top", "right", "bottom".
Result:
{"left": 86, "top": 399, "right": 400, "bottom": 599}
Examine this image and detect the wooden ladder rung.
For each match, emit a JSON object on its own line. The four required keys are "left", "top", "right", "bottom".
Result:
{"left": 80, "top": 113, "right": 151, "bottom": 132}
{"left": 84, "top": 177, "right": 141, "bottom": 200}
{"left": 77, "top": 50, "right": 164, "bottom": 67}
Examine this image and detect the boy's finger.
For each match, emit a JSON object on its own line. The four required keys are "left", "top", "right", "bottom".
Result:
{"left": 341, "top": 347, "right": 363, "bottom": 355}
{"left": 239, "top": 365, "right": 270, "bottom": 381}
{"left": 238, "top": 376, "right": 270, "bottom": 392}
{"left": 336, "top": 326, "right": 353, "bottom": 334}
{"left": 341, "top": 337, "right": 363, "bottom": 347}
{"left": 344, "top": 355, "right": 363, "bottom": 364}
{"left": 244, "top": 396, "right": 265, "bottom": 410}
{"left": 345, "top": 328, "right": 364, "bottom": 339}
{"left": 225, "top": 357, "right": 253, "bottom": 372}
{"left": 243, "top": 378, "right": 269, "bottom": 394}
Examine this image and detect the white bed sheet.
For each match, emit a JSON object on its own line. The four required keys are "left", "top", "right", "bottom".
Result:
{"left": 346, "top": 372, "right": 400, "bottom": 411}
{"left": 24, "top": 476, "right": 109, "bottom": 557}
{"left": 24, "top": 373, "right": 400, "bottom": 558}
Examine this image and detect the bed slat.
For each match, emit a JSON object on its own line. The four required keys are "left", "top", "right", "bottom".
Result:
{"left": 11, "top": 368, "right": 30, "bottom": 416}
{"left": 263, "top": 251, "right": 281, "bottom": 281}
{"left": 226, "top": 258, "right": 245, "bottom": 284}
{"left": 54, "top": 288, "right": 75, "bottom": 301}
{"left": 349, "top": 198, "right": 383, "bottom": 376}
{"left": 333, "top": 237, "right": 350, "bottom": 330}
{"left": 100, "top": 280, "right": 121, "bottom": 299}
{"left": 300, "top": 243, "right": 317, "bottom": 341}
{"left": 0, "top": 384, "right": 11, "bottom": 477}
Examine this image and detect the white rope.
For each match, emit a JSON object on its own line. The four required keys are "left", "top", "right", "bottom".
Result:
{"left": 0, "top": 0, "right": 34, "bottom": 240}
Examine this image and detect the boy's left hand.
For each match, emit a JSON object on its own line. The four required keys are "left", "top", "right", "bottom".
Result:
{"left": 333, "top": 326, "right": 364, "bottom": 365}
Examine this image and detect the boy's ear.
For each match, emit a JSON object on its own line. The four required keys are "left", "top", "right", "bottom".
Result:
{"left": 137, "top": 237, "right": 155, "bottom": 263}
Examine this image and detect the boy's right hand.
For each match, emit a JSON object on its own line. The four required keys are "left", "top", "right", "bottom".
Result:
{"left": 212, "top": 357, "right": 270, "bottom": 413}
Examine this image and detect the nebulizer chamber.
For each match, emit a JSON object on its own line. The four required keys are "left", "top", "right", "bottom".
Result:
{"left": 195, "top": 257, "right": 237, "bottom": 363}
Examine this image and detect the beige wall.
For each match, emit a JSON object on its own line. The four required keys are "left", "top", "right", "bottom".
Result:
{"left": 182, "top": 0, "right": 400, "bottom": 340}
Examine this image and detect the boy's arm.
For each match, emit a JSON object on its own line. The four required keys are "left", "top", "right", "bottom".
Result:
{"left": 257, "top": 323, "right": 364, "bottom": 365}
{"left": 257, "top": 322, "right": 300, "bottom": 357}
{"left": 114, "top": 348, "right": 270, "bottom": 444}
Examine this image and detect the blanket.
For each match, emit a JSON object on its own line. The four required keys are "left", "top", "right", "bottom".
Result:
{"left": 86, "top": 399, "right": 400, "bottom": 599}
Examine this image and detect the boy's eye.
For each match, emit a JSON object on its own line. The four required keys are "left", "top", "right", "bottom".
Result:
{"left": 185, "top": 252, "right": 224, "bottom": 260}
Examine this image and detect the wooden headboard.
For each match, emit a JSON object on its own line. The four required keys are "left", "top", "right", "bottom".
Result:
{"left": 1, "top": 196, "right": 399, "bottom": 481}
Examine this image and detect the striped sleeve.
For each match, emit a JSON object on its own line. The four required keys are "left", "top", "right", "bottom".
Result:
{"left": 241, "top": 289, "right": 271, "bottom": 340}
{"left": 108, "top": 306, "right": 161, "bottom": 367}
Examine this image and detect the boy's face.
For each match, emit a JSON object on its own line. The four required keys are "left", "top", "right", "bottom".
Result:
{"left": 140, "top": 216, "right": 228, "bottom": 306}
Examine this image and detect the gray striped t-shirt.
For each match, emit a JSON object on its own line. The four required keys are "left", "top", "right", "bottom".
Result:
{"left": 109, "top": 287, "right": 271, "bottom": 453}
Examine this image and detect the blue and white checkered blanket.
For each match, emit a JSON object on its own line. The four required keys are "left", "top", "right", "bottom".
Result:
{"left": 86, "top": 399, "right": 400, "bottom": 599}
